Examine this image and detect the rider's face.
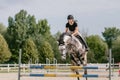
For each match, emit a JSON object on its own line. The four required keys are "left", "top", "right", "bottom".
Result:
{"left": 68, "top": 19, "right": 74, "bottom": 25}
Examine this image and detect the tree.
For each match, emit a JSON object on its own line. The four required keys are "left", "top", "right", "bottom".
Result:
{"left": 53, "top": 31, "right": 63, "bottom": 62}
{"left": 112, "top": 36, "right": 120, "bottom": 63}
{"left": 22, "top": 38, "right": 39, "bottom": 63}
{"left": 86, "top": 35, "right": 108, "bottom": 63}
{"left": 54, "top": 31, "right": 61, "bottom": 40}
{"left": 0, "top": 34, "right": 11, "bottom": 63}
{"left": 38, "top": 41, "right": 54, "bottom": 63}
{"left": 102, "top": 27, "right": 120, "bottom": 63}
{"left": 0, "top": 23, "right": 6, "bottom": 35}
{"left": 35, "top": 20, "right": 61, "bottom": 62}
{"left": 5, "top": 10, "right": 56, "bottom": 63}
{"left": 37, "top": 19, "right": 50, "bottom": 36}
{"left": 47, "top": 35, "right": 61, "bottom": 62}
{"left": 5, "top": 10, "right": 39, "bottom": 63}
{"left": 5, "top": 10, "right": 30, "bottom": 63}
{"left": 102, "top": 27, "right": 120, "bottom": 48}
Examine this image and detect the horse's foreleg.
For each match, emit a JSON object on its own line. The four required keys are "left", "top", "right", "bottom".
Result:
{"left": 71, "top": 57, "right": 80, "bottom": 80}
{"left": 84, "top": 69, "right": 87, "bottom": 80}
{"left": 76, "top": 71, "right": 80, "bottom": 80}
{"left": 71, "top": 60, "right": 80, "bottom": 80}
{"left": 83, "top": 52, "right": 88, "bottom": 80}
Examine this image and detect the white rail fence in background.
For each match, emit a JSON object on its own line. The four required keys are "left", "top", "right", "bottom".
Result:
{"left": 0, "top": 63, "right": 120, "bottom": 73}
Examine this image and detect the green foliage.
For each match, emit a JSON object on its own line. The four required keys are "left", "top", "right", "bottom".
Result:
{"left": 102, "top": 27, "right": 120, "bottom": 63}
{"left": 0, "top": 34, "right": 11, "bottom": 63}
{"left": 112, "top": 36, "right": 120, "bottom": 63}
{"left": 102, "top": 27, "right": 120, "bottom": 48}
{"left": 37, "top": 19, "right": 50, "bottom": 36}
{"left": 86, "top": 35, "right": 108, "bottom": 63}
{"left": 5, "top": 10, "right": 31, "bottom": 63}
{"left": 47, "top": 35, "right": 61, "bottom": 63}
{"left": 38, "top": 41, "right": 54, "bottom": 63}
{"left": 54, "top": 31, "right": 61, "bottom": 40}
{"left": 0, "top": 23, "right": 7, "bottom": 35}
{"left": 4, "top": 9, "right": 119, "bottom": 64}
{"left": 87, "top": 50, "right": 96, "bottom": 63}
{"left": 35, "top": 21, "right": 61, "bottom": 63}
{"left": 22, "top": 38, "right": 39, "bottom": 63}
{"left": 5, "top": 10, "right": 57, "bottom": 63}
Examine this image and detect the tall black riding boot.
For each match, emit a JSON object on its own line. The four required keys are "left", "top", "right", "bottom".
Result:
{"left": 75, "top": 35, "right": 89, "bottom": 51}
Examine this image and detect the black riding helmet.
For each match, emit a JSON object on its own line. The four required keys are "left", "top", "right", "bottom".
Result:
{"left": 67, "top": 15, "right": 74, "bottom": 20}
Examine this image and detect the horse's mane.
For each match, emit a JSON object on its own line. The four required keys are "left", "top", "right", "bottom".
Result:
{"left": 58, "top": 32, "right": 71, "bottom": 45}
{"left": 60, "top": 32, "right": 71, "bottom": 38}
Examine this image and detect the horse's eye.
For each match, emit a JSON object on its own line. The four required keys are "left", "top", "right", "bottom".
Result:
{"left": 59, "top": 41, "right": 65, "bottom": 45}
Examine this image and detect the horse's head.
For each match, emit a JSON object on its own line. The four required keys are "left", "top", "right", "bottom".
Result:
{"left": 58, "top": 32, "right": 71, "bottom": 60}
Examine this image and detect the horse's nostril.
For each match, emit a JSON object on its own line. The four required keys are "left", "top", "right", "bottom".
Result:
{"left": 82, "top": 58, "right": 84, "bottom": 60}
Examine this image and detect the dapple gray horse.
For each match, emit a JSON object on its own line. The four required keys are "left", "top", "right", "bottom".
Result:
{"left": 58, "top": 32, "right": 88, "bottom": 80}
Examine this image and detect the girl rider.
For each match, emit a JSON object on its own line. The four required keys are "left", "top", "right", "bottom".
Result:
{"left": 65, "top": 15, "right": 89, "bottom": 51}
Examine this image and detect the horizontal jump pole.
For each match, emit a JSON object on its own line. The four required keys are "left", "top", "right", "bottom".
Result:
{"left": 21, "top": 74, "right": 108, "bottom": 78}
{"left": 30, "top": 65, "right": 107, "bottom": 69}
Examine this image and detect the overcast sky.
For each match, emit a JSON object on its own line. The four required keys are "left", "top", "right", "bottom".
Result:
{"left": 0, "top": 0, "right": 120, "bottom": 36}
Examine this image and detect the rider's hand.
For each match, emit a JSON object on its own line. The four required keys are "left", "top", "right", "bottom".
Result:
{"left": 71, "top": 34, "right": 74, "bottom": 37}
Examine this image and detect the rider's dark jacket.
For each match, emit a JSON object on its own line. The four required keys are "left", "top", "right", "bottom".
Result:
{"left": 66, "top": 22, "right": 77, "bottom": 32}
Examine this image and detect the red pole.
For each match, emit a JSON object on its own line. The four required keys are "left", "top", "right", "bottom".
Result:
{"left": 119, "top": 62, "right": 120, "bottom": 76}
{"left": 119, "top": 70, "right": 120, "bottom": 76}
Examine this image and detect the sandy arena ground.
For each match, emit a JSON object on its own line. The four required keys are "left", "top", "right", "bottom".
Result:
{"left": 0, "top": 72, "right": 119, "bottom": 80}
